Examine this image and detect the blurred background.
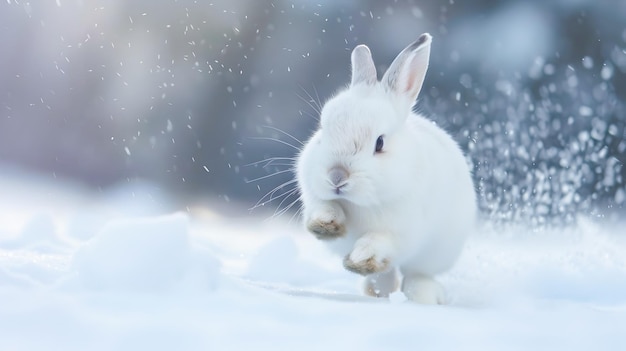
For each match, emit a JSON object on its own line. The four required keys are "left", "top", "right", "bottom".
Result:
{"left": 1, "top": 0, "right": 625, "bottom": 225}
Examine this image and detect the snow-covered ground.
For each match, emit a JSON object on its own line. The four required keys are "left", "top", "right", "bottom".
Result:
{"left": 1, "top": 170, "right": 625, "bottom": 350}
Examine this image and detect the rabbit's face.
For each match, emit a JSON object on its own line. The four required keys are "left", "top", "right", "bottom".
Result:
{"left": 305, "top": 86, "right": 404, "bottom": 206}
{"left": 298, "top": 34, "right": 432, "bottom": 208}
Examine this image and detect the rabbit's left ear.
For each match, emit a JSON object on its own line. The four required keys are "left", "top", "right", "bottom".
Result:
{"left": 382, "top": 33, "right": 431, "bottom": 103}
{"left": 351, "top": 44, "right": 377, "bottom": 86}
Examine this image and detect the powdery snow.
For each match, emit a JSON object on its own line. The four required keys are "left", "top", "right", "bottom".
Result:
{"left": 0, "top": 172, "right": 625, "bottom": 350}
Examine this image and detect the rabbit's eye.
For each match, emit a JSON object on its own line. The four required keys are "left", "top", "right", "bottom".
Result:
{"left": 375, "top": 135, "right": 384, "bottom": 153}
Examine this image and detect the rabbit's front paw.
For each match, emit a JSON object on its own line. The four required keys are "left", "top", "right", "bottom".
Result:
{"left": 306, "top": 204, "right": 346, "bottom": 240}
{"left": 308, "top": 218, "right": 345, "bottom": 240}
{"left": 343, "top": 237, "right": 390, "bottom": 275}
{"left": 343, "top": 254, "right": 389, "bottom": 276}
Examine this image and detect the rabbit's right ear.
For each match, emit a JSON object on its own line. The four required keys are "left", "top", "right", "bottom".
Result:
{"left": 351, "top": 44, "right": 377, "bottom": 86}
{"left": 382, "top": 33, "right": 431, "bottom": 105}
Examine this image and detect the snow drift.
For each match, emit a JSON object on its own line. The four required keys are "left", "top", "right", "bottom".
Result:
{"left": 0, "top": 173, "right": 625, "bottom": 350}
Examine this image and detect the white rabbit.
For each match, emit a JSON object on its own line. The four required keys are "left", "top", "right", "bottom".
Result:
{"left": 295, "top": 33, "right": 476, "bottom": 304}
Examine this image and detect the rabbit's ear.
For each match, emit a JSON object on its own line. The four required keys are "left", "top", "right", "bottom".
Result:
{"left": 351, "top": 44, "right": 377, "bottom": 86}
{"left": 382, "top": 33, "right": 431, "bottom": 103}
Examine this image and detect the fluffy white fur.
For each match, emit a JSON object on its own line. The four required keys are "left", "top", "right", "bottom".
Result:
{"left": 296, "top": 34, "right": 476, "bottom": 304}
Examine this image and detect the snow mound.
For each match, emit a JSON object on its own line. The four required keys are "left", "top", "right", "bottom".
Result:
{"left": 71, "top": 213, "right": 219, "bottom": 292}
{"left": 246, "top": 235, "right": 345, "bottom": 286}
{"left": 0, "top": 213, "right": 71, "bottom": 253}
{"left": 65, "top": 212, "right": 110, "bottom": 242}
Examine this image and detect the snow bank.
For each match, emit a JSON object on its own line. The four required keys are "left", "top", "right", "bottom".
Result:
{"left": 71, "top": 213, "right": 219, "bottom": 292}
{"left": 0, "top": 213, "right": 69, "bottom": 253}
{"left": 245, "top": 235, "right": 352, "bottom": 287}
{"left": 1, "top": 172, "right": 626, "bottom": 351}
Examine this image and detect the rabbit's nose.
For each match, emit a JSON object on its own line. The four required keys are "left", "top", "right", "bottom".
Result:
{"left": 328, "top": 166, "right": 349, "bottom": 189}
